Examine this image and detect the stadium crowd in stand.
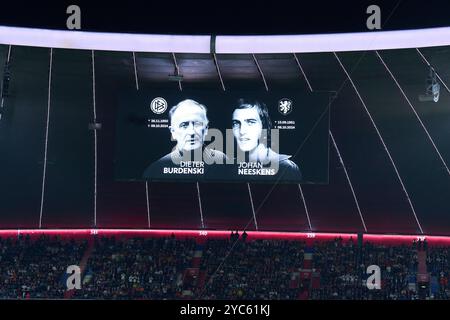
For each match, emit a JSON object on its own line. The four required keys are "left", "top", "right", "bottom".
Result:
{"left": 72, "top": 236, "right": 196, "bottom": 299}
{"left": 310, "top": 238, "right": 419, "bottom": 299}
{"left": 426, "top": 246, "right": 450, "bottom": 299}
{"left": 0, "top": 234, "right": 449, "bottom": 300}
{"left": 0, "top": 235, "right": 86, "bottom": 299}
{"left": 199, "top": 238, "right": 304, "bottom": 299}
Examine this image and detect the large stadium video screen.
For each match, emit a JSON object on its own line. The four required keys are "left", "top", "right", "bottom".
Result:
{"left": 115, "top": 88, "right": 330, "bottom": 183}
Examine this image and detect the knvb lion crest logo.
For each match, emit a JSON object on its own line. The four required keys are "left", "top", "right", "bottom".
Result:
{"left": 278, "top": 98, "right": 293, "bottom": 115}
{"left": 150, "top": 97, "right": 168, "bottom": 114}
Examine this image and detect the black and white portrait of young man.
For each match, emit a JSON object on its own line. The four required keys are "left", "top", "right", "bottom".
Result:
{"left": 231, "top": 98, "right": 302, "bottom": 180}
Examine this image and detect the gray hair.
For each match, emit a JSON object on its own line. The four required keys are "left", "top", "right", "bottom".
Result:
{"left": 169, "top": 99, "right": 208, "bottom": 122}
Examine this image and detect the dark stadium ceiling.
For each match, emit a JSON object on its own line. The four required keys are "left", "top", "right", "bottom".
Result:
{"left": 94, "top": 49, "right": 450, "bottom": 87}
{"left": 0, "top": 1, "right": 449, "bottom": 35}
{"left": 95, "top": 52, "right": 321, "bottom": 83}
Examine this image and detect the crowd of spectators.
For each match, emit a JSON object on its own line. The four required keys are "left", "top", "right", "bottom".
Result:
{"left": 310, "top": 238, "right": 419, "bottom": 299}
{"left": 426, "top": 246, "right": 450, "bottom": 299}
{"left": 0, "top": 234, "right": 450, "bottom": 300}
{"left": 199, "top": 239, "right": 304, "bottom": 299}
{"left": 73, "top": 236, "right": 196, "bottom": 299}
{"left": 0, "top": 235, "right": 86, "bottom": 299}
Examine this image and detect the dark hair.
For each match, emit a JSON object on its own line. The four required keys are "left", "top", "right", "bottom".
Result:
{"left": 234, "top": 98, "right": 272, "bottom": 145}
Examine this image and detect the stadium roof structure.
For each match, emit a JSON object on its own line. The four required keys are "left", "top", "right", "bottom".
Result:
{"left": 0, "top": 26, "right": 449, "bottom": 235}
{"left": 1, "top": 26, "right": 450, "bottom": 53}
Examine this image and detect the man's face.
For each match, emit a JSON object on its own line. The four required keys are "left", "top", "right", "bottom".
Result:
{"left": 170, "top": 104, "right": 208, "bottom": 152}
{"left": 232, "top": 107, "right": 263, "bottom": 152}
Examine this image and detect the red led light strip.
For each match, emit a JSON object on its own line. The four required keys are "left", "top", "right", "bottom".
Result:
{"left": 0, "top": 229, "right": 449, "bottom": 245}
